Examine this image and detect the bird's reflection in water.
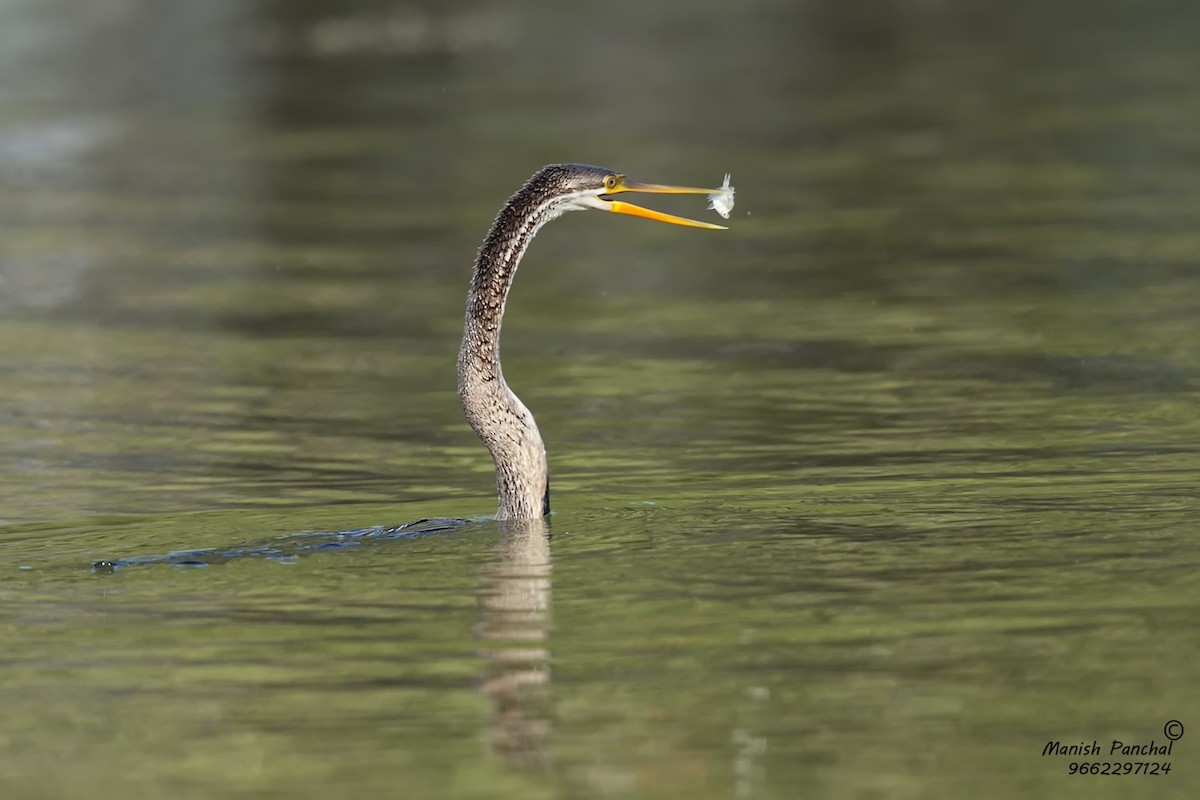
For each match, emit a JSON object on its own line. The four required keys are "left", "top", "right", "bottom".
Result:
{"left": 475, "top": 519, "right": 553, "bottom": 769}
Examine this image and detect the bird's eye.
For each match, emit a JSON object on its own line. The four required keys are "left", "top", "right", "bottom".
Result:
{"left": 603, "top": 174, "right": 618, "bottom": 191}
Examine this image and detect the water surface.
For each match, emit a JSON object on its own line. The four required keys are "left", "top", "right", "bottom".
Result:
{"left": 2, "top": 1, "right": 1198, "bottom": 798}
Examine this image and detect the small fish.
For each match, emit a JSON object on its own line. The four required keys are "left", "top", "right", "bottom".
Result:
{"left": 707, "top": 173, "right": 735, "bottom": 219}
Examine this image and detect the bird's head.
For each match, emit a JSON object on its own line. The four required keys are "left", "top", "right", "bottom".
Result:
{"left": 525, "top": 163, "right": 727, "bottom": 230}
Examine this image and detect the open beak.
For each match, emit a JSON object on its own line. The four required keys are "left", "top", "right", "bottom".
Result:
{"left": 602, "top": 178, "right": 727, "bottom": 230}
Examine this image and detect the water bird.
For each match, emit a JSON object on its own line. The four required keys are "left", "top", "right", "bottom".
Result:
{"left": 91, "top": 164, "right": 726, "bottom": 571}
{"left": 459, "top": 163, "right": 726, "bottom": 521}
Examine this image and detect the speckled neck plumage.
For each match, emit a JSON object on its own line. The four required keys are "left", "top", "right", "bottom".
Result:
{"left": 457, "top": 166, "right": 586, "bottom": 520}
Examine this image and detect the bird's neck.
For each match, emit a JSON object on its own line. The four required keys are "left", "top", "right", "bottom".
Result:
{"left": 456, "top": 185, "right": 557, "bottom": 520}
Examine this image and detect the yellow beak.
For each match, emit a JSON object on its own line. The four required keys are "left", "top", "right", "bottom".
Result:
{"left": 603, "top": 178, "right": 727, "bottom": 230}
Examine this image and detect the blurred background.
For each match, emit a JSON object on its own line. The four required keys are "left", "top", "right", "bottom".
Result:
{"left": 1, "top": 1, "right": 1198, "bottom": 798}
{"left": 2, "top": 0, "right": 1197, "bottom": 521}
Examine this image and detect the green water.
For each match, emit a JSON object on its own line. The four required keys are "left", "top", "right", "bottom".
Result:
{"left": 2, "top": 1, "right": 1198, "bottom": 798}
